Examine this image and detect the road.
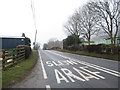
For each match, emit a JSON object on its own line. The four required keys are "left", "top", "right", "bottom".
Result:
{"left": 11, "top": 49, "right": 120, "bottom": 89}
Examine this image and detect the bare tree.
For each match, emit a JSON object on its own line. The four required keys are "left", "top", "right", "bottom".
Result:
{"left": 91, "top": 0, "right": 120, "bottom": 48}
{"left": 78, "top": 3, "right": 100, "bottom": 45}
{"left": 64, "top": 12, "right": 82, "bottom": 46}
{"left": 64, "top": 14, "right": 80, "bottom": 37}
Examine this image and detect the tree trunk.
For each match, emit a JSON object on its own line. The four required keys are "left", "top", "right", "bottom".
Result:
{"left": 88, "top": 38, "right": 90, "bottom": 45}
{"left": 88, "top": 34, "right": 90, "bottom": 45}
{"left": 114, "top": 37, "right": 116, "bottom": 46}
{"left": 110, "top": 37, "right": 114, "bottom": 54}
{"left": 74, "top": 35, "right": 78, "bottom": 47}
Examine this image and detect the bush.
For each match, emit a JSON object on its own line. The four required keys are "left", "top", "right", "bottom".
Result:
{"left": 86, "top": 44, "right": 105, "bottom": 54}
{"left": 105, "top": 45, "right": 111, "bottom": 54}
{"left": 67, "top": 46, "right": 79, "bottom": 51}
{"left": 17, "top": 45, "right": 32, "bottom": 59}
{"left": 86, "top": 45, "right": 95, "bottom": 53}
{"left": 112, "top": 46, "right": 119, "bottom": 54}
{"left": 96, "top": 44, "right": 106, "bottom": 53}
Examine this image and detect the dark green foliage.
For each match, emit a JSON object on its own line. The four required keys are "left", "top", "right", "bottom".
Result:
{"left": 65, "top": 35, "right": 75, "bottom": 46}
{"left": 87, "top": 45, "right": 99, "bottom": 53}
{"left": 17, "top": 45, "right": 32, "bottom": 59}
{"left": 63, "top": 35, "right": 82, "bottom": 50}
{"left": 21, "top": 33, "right": 31, "bottom": 46}
{"left": 65, "top": 35, "right": 81, "bottom": 46}
{"left": 85, "top": 44, "right": 120, "bottom": 54}
{"left": 22, "top": 33, "right": 26, "bottom": 37}
{"left": 25, "top": 37, "right": 31, "bottom": 46}
{"left": 66, "top": 46, "right": 80, "bottom": 51}
{"left": 86, "top": 44, "right": 107, "bottom": 53}
{"left": 105, "top": 45, "right": 112, "bottom": 54}
{"left": 112, "top": 46, "right": 119, "bottom": 54}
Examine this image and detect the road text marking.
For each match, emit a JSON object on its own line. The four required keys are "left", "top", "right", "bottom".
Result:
{"left": 54, "top": 67, "right": 104, "bottom": 84}
{"left": 46, "top": 60, "right": 78, "bottom": 67}
{"left": 55, "top": 69, "right": 69, "bottom": 84}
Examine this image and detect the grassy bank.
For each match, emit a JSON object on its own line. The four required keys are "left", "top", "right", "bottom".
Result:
{"left": 2, "top": 50, "right": 38, "bottom": 88}
{"left": 57, "top": 49, "right": 120, "bottom": 61}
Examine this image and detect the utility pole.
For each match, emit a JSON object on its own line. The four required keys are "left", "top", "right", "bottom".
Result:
{"left": 30, "top": 0, "right": 37, "bottom": 45}
{"left": 34, "top": 29, "right": 37, "bottom": 45}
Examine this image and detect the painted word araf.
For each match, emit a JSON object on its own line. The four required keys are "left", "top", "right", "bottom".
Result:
{"left": 54, "top": 66, "right": 105, "bottom": 84}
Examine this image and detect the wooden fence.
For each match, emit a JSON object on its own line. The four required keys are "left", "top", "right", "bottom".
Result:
{"left": 0, "top": 47, "right": 25, "bottom": 70}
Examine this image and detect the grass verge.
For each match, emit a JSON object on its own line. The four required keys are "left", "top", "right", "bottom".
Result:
{"left": 57, "top": 49, "right": 120, "bottom": 61}
{"left": 2, "top": 50, "right": 38, "bottom": 88}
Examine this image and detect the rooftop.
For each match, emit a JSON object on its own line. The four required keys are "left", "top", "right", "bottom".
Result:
{"left": 0, "top": 35, "right": 25, "bottom": 39}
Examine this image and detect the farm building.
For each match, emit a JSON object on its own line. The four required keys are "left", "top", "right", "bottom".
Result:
{"left": 0, "top": 36, "right": 25, "bottom": 50}
{"left": 93, "top": 38, "right": 120, "bottom": 45}
{"left": 81, "top": 37, "right": 120, "bottom": 46}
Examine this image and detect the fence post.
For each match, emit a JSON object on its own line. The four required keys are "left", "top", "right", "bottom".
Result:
{"left": 2, "top": 51, "right": 5, "bottom": 70}
{"left": 23, "top": 47, "right": 25, "bottom": 60}
{"left": 12, "top": 49, "right": 15, "bottom": 64}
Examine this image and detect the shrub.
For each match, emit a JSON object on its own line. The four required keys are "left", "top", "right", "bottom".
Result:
{"left": 86, "top": 44, "right": 105, "bottom": 54}
{"left": 105, "top": 45, "right": 111, "bottom": 54}
{"left": 67, "top": 46, "right": 79, "bottom": 51}
{"left": 17, "top": 45, "right": 32, "bottom": 59}
{"left": 86, "top": 45, "right": 95, "bottom": 53}
{"left": 112, "top": 46, "right": 119, "bottom": 54}
{"left": 96, "top": 44, "right": 106, "bottom": 54}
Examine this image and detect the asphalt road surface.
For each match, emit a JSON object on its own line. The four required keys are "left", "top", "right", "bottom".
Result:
{"left": 11, "top": 49, "right": 120, "bottom": 89}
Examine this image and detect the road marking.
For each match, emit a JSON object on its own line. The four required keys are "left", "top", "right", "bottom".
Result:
{"left": 54, "top": 67, "right": 103, "bottom": 84}
{"left": 46, "top": 60, "right": 78, "bottom": 67}
{"left": 55, "top": 69, "right": 69, "bottom": 84}
{"left": 73, "top": 67, "right": 99, "bottom": 81}
{"left": 76, "top": 60, "right": 119, "bottom": 74}
{"left": 46, "top": 85, "right": 51, "bottom": 90}
{"left": 61, "top": 68, "right": 85, "bottom": 82}
{"left": 46, "top": 61, "right": 54, "bottom": 67}
{"left": 47, "top": 51, "right": 120, "bottom": 77}
{"left": 39, "top": 51, "right": 48, "bottom": 79}
{"left": 80, "top": 66, "right": 105, "bottom": 79}
{"left": 72, "top": 59, "right": 120, "bottom": 77}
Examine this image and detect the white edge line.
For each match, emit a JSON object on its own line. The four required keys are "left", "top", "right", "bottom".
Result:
{"left": 39, "top": 51, "right": 48, "bottom": 79}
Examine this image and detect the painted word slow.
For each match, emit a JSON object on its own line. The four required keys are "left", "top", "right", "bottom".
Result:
{"left": 46, "top": 60, "right": 78, "bottom": 67}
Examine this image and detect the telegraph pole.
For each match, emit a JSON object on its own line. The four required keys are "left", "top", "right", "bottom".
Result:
{"left": 30, "top": 0, "right": 37, "bottom": 45}
{"left": 34, "top": 29, "right": 37, "bottom": 45}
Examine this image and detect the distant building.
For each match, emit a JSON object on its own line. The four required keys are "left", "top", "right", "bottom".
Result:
{"left": 81, "top": 38, "right": 120, "bottom": 45}
{"left": 0, "top": 36, "right": 25, "bottom": 50}
{"left": 81, "top": 41, "right": 95, "bottom": 45}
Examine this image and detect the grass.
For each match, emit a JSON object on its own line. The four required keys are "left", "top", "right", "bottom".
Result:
{"left": 57, "top": 49, "right": 120, "bottom": 61}
{"left": 2, "top": 50, "right": 38, "bottom": 88}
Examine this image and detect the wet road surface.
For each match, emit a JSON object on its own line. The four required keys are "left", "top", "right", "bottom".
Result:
{"left": 11, "top": 49, "right": 120, "bottom": 89}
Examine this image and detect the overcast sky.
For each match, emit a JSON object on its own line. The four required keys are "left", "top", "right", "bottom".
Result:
{"left": 0, "top": 0, "right": 88, "bottom": 48}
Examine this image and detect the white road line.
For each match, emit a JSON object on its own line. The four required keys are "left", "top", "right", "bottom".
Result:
{"left": 75, "top": 60, "right": 119, "bottom": 74}
{"left": 73, "top": 59, "right": 120, "bottom": 77}
{"left": 39, "top": 51, "right": 48, "bottom": 79}
{"left": 47, "top": 51, "right": 120, "bottom": 77}
{"left": 46, "top": 85, "right": 51, "bottom": 90}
